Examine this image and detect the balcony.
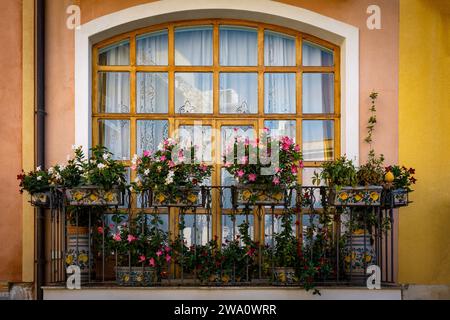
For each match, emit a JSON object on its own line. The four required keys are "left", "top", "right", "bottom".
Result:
{"left": 35, "top": 185, "right": 404, "bottom": 299}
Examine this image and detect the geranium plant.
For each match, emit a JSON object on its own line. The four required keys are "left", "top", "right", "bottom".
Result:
{"left": 223, "top": 129, "right": 303, "bottom": 204}
{"left": 18, "top": 166, "right": 51, "bottom": 194}
{"left": 312, "top": 155, "right": 357, "bottom": 189}
{"left": 384, "top": 165, "right": 416, "bottom": 191}
{"left": 131, "top": 138, "right": 213, "bottom": 206}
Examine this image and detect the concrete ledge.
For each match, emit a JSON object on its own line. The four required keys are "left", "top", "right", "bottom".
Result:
{"left": 402, "top": 285, "right": 450, "bottom": 300}
{"left": 43, "top": 286, "right": 401, "bottom": 300}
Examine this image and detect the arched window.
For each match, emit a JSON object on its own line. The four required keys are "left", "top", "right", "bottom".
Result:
{"left": 93, "top": 19, "right": 340, "bottom": 244}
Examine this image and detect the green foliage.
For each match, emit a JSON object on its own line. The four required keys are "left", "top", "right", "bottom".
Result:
{"left": 385, "top": 165, "right": 416, "bottom": 191}
{"left": 273, "top": 211, "right": 299, "bottom": 268}
{"left": 17, "top": 167, "right": 51, "bottom": 194}
{"left": 312, "top": 156, "right": 357, "bottom": 188}
{"left": 357, "top": 151, "right": 385, "bottom": 186}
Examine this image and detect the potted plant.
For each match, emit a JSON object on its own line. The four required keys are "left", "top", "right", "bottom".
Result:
{"left": 383, "top": 165, "right": 416, "bottom": 207}
{"left": 271, "top": 211, "right": 299, "bottom": 284}
{"left": 65, "top": 146, "right": 127, "bottom": 206}
{"left": 132, "top": 138, "right": 213, "bottom": 207}
{"left": 18, "top": 166, "right": 53, "bottom": 207}
{"left": 97, "top": 213, "right": 171, "bottom": 286}
{"left": 223, "top": 129, "right": 303, "bottom": 206}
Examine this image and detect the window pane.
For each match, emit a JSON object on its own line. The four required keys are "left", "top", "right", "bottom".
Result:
{"left": 178, "top": 125, "right": 212, "bottom": 162}
{"left": 136, "top": 30, "right": 168, "bottom": 65}
{"left": 182, "top": 215, "right": 212, "bottom": 246}
{"left": 303, "top": 73, "right": 334, "bottom": 114}
{"left": 302, "top": 120, "right": 334, "bottom": 161}
{"left": 137, "top": 120, "right": 168, "bottom": 155}
{"left": 302, "top": 41, "right": 333, "bottom": 66}
{"left": 222, "top": 214, "right": 254, "bottom": 244}
{"left": 264, "top": 120, "right": 296, "bottom": 141}
{"left": 136, "top": 72, "right": 168, "bottom": 113}
{"left": 99, "top": 119, "right": 130, "bottom": 160}
{"left": 175, "top": 73, "right": 213, "bottom": 114}
{"left": 98, "top": 40, "right": 130, "bottom": 66}
{"left": 264, "top": 73, "right": 296, "bottom": 114}
{"left": 175, "top": 26, "right": 213, "bottom": 66}
{"left": 220, "top": 26, "right": 257, "bottom": 66}
{"left": 220, "top": 73, "right": 258, "bottom": 114}
{"left": 264, "top": 31, "right": 296, "bottom": 66}
{"left": 98, "top": 72, "right": 130, "bottom": 113}
{"left": 221, "top": 125, "right": 255, "bottom": 157}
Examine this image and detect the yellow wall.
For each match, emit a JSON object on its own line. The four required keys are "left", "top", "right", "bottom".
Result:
{"left": 399, "top": 0, "right": 450, "bottom": 284}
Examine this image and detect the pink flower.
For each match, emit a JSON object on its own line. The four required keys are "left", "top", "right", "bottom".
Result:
{"left": 131, "top": 165, "right": 137, "bottom": 171}
{"left": 160, "top": 155, "right": 166, "bottom": 161}
{"left": 109, "top": 224, "right": 114, "bottom": 229}
{"left": 139, "top": 255, "right": 146, "bottom": 263}
{"left": 127, "top": 234, "right": 137, "bottom": 243}
{"left": 294, "top": 144, "right": 301, "bottom": 152}
{"left": 273, "top": 177, "right": 280, "bottom": 185}
{"left": 113, "top": 233, "right": 121, "bottom": 242}
{"left": 165, "top": 254, "right": 171, "bottom": 263}
{"left": 248, "top": 173, "right": 257, "bottom": 182}
{"left": 223, "top": 161, "right": 232, "bottom": 168}
{"left": 233, "top": 127, "right": 239, "bottom": 132}
{"left": 291, "top": 166, "right": 298, "bottom": 174}
{"left": 97, "top": 227, "right": 104, "bottom": 234}
{"left": 143, "top": 150, "right": 151, "bottom": 157}
{"left": 164, "top": 246, "right": 171, "bottom": 253}
{"left": 168, "top": 160, "right": 176, "bottom": 168}
{"left": 200, "top": 164, "right": 208, "bottom": 172}
{"left": 149, "top": 258, "right": 155, "bottom": 267}
{"left": 237, "top": 170, "right": 245, "bottom": 178}
{"left": 244, "top": 138, "right": 250, "bottom": 146}
{"left": 275, "top": 167, "right": 281, "bottom": 173}
{"left": 156, "top": 250, "right": 163, "bottom": 257}
{"left": 299, "top": 161, "right": 304, "bottom": 169}
{"left": 240, "top": 156, "right": 248, "bottom": 164}
{"left": 263, "top": 127, "right": 269, "bottom": 133}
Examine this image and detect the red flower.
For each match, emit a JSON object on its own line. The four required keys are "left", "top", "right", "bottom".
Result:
{"left": 408, "top": 168, "right": 416, "bottom": 174}
{"left": 97, "top": 226, "right": 104, "bottom": 234}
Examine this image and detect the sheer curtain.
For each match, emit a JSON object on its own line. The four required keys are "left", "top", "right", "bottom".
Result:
{"left": 264, "top": 31, "right": 295, "bottom": 66}
{"left": 98, "top": 41, "right": 129, "bottom": 65}
{"left": 101, "top": 120, "right": 130, "bottom": 160}
{"left": 136, "top": 31, "right": 168, "bottom": 65}
{"left": 137, "top": 72, "right": 168, "bottom": 113}
{"left": 219, "top": 73, "right": 258, "bottom": 114}
{"left": 137, "top": 120, "right": 168, "bottom": 155}
{"left": 264, "top": 73, "right": 296, "bottom": 114}
{"left": 175, "top": 27, "right": 213, "bottom": 66}
{"left": 220, "top": 26, "right": 257, "bottom": 66}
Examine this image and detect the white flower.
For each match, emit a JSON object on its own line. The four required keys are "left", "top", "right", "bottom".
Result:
{"left": 134, "top": 176, "right": 140, "bottom": 183}
{"left": 97, "top": 163, "right": 106, "bottom": 169}
{"left": 36, "top": 166, "right": 42, "bottom": 171}
{"left": 103, "top": 153, "right": 111, "bottom": 161}
{"left": 55, "top": 173, "right": 62, "bottom": 181}
{"left": 48, "top": 167, "right": 54, "bottom": 174}
{"left": 59, "top": 164, "right": 66, "bottom": 170}
{"left": 144, "top": 169, "right": 150, "bottom": 175}
{"left": 164, "top": 170, "right": 175, "bottom": 185}
{"left": 37, "top": 176, "right": 42, "bottom": 181}
{"left": 157, "top": 142, "right": 164, "bottom": 151}
{"left": 71, "top": 144, "right": 78, "bottom": 150}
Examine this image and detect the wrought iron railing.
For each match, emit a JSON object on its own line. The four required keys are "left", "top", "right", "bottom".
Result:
{"left": 37, "top": 186, "right": 404, "bottom": 289}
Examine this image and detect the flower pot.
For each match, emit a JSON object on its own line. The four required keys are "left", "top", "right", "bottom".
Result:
{"left": 273, "top": 267, "right": 296, "bottom": 284}
{"left": 66, "top": 226, "right": 92, "bottom": 282}
{"left": 234, "top": 185, "right": 289, "bottom": 206}
{"left": 331, "top": 186, "right": 382, "bottom": 207}
{"left": 150, "top": 187, "right": 204, "bottom": 207}
{"left": 65, "top": 186, "right": 121, "bottom": 206}
{"left": 115, "top": 266, "right": 156, "bottom": 286}
{"left": 30, "top": 190, "right": 52, "bottom": 207}
{"left": 384, "top": 188, "right": 409, "bottom": 208}
{"left": 343, "top": 230, "right": 376, "bottom": 279}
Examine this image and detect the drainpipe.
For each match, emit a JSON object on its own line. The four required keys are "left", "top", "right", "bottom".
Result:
{"left": 36, "top": 0, "right": 46, "bottom": 301}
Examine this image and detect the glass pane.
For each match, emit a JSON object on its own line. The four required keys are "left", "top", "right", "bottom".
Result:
{"left": 265, "top": 214, "right": 297, "bottom": 246}
{"left": 99, "top": 119, "right": 130, "bottom": 160}
{"left": 264, "top": 31, "right": 296, "bottom": 66}
{"left": 137, "top": 120, "right": 169, "bottom": 155}
{"left": 264, "top": 73, "right": 296, "bottom": 114}
{"left": 221, "top": 125, "right": 255, "bottom": 157}
{"left": 136, "top": 72, "right": 168, "bottom": 113}
{"left": 98, "top": 40, "right": 130, "bottom": 66}
{"left": 145, "top": 214, "right": 169, "bottom": 233}
{"left": 264, "top": 120, "right": 296, "bottom": 141}
{"left": 175, "top": 73, "right": 213, "bottom": 113}
{"left": 178, "top": 125, "right": 212, "bottom": 162}
{"left": 302, "top": 41, "right": 333, "bottom": 66}
{"left": 98, "top": 72, "right": 130, "bottom": 113}
{"left": 175, "top": 26, "right": 213, "bottom": 66}
{"left": 182, "top": 215, "right": 212, "bottom": 246}
{"left": 136, "top": 30, "right": 168, "bottom": 65}
{"left": 220, "top": 26, "right": 257, "bottom": 66}
{"left": 222, "top": 214, "right": 254, "bottom": 244}
{"left": 220, "top": 73, "right": 258, "bottom": 114}
{"left": 221, "top": 169, "right": 236, "bottom": 209}
{"left": 302, "top": 120, "right": 334, "bottom": 161}
{"left": 303, "top": 73, "right": 334, "bottom": 114}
